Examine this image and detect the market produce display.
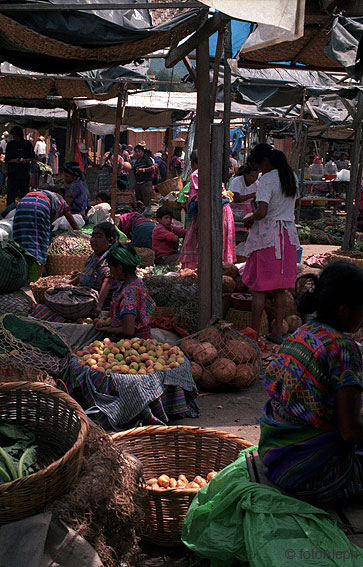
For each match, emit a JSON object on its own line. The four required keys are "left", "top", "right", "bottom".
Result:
{"left": 48, "top": 231, "right": 93, "bottom": 255}
{"left": 0, "top": 422, "right": 39, "bottom": 483}
{"left": 75, "top": 337, "right": 185, "bottom": 374}
{"left": 145, "top": 471, "right": 218, "bottom": 491}
{"left": 180, "top": 324, "right": 260, "bottom": 390}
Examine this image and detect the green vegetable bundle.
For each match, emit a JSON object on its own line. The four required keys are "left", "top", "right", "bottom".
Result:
{"left": 48, "top": 231, "right": 92, "bottom": 255}
{"left": 0, "top": 422, "right": 39, "bottom": 483}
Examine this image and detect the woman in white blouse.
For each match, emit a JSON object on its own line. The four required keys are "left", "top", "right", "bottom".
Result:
{"left": 242, "top": 143, "right": 300, "bottom": 343}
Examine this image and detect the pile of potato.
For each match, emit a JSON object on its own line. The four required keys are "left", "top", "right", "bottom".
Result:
{"left": 145, "top": 471, "right": 217, "bottom": 491}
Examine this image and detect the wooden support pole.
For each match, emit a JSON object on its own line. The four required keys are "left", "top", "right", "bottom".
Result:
{"left": 209, "top": 29, "right": 224, "bottom": 122}
{"left": 167, "top": 127, "right": 173, "bottom": 179}
{"left": 350, "top": 142, "right": 363, "bottom": 245}
{"left": 210, "top": 123, "right": 224, "bottom": 320}
{"left": 165, "top": 11, "right": 228, "bottom": 68}
{"left": 111, "top": 88, "right": 124, "bottom": 222}
{"left": 65, "top": 105, "right": 71, "bottom": 162}
{"left": 342, "top": 88, "right": 363, "bottom": 251}
{"left": 197, "top": 36, "right": 212, "bottom": 330}
{"left": 223, "top": 21, "right": 232, "bottom": 184}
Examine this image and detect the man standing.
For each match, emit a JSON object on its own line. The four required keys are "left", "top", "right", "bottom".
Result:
{"left": 0, "top": 131, "right": 8, "bottom": 154}
{"left": 133, "top": 144, "right": 154, "bottom": 213}
{"left": 5, "top": 125, "right": 35, "bottom": 205}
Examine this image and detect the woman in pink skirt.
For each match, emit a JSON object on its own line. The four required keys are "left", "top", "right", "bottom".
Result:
{"left": 179, "top": 149, "right": 236, "bottom": 268}
{"left": 242, "top": 143, "right": 300, "bottom": 343}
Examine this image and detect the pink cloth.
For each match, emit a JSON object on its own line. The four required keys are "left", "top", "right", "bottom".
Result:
{"left": 179, "top": 217, "right": 198, "bottom": 268}
{"left": 152, "top": 223, "right": 186, "bottom": 262}
{"left": 188, "top": 170, "right": 199, "bottom": 202}
{"left": 242, "top": 228, "right": 297, "bottom": 291}
{"left": 222, "top": 203, "right": 236, "bottom": 262}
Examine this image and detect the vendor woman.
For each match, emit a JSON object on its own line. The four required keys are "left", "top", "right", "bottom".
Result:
{"left": 63, "top": 161, "right": 89, "bottom": 215}
{"left": 95, "top": 242, "right": 155, "bottom": 339}
{"left": 69, "top": 222, "right": 118, "bottom": 316}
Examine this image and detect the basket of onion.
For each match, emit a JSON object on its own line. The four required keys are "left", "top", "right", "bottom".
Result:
{"left": 111, "top": 425, "right": 252, "bottom": 546}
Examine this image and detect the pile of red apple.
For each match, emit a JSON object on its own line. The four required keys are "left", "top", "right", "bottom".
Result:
{"left": 75, "top": 338, "right": 185, "bottom": 374}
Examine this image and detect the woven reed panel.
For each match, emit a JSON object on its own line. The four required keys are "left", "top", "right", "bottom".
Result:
{"left": 151, "top": 0, "right": 190, "bottom": 27}
{"left": 0, "top": 10, "right": 204, "bottom": 63}
{"left": 0, "top": 76, "right": 52, "bottom": 99}
{"left": 240, "top": 15, "right": 342, "bottom": 70}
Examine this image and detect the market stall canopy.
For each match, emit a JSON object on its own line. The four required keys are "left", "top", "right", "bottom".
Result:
{"left": 0, "top": 0, "right": 205, "bottom": 73}
{"left": 0, "top": 62, "right": 148, "bottom": 107}
{"left": 326, "top": 14, "right": 363, "bottom": 80}
{"left": 226, "top": 65, "right": 363, "bottom": 108}
{"left": 0, "top": 104, "right": 67, "bottom": 127}
{"left": 236, "top": 0, "right": 362, "bottom": 72}
{"left": 75, "top": 90, "right": 197, "bottom": 127}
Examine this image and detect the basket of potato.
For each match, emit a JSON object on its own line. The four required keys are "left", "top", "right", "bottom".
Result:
{"left": 111, "top": 425, "right": 253, "bottom": 547}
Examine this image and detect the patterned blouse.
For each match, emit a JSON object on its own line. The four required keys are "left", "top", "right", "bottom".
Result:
{"left": 65, "top": 179, "right": 88, "bottom": 214}
{"left": 109, "top": 277, "right": 155, "bottom": 338}
{"left": 79, "top": 251, "right": 116, "bottom": 308}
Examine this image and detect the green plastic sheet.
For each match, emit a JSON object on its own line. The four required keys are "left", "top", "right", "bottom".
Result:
{"left": 182, "top": 447, "right": 363, "bottom": 567}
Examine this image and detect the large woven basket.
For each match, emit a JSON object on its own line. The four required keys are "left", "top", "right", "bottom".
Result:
{"left": 328, "top": 253, "right": 363, "bottom": 269}
{"left": 44, "top": 286, "right": 98, "bottom": 321}
{"left": 30, "top": 275, "right": 72, "bottom": 304}
{"left": 0, "top": 382, "right": 89, "bottom": 522}
{"left": 134, "top": 247, "right": 155, "bottom": 267}
{"left": 157, "top": 177, "right": 183, "bottom": 197}
{"left": 225, "top": 307, "right": 269, "bottom": 335}
{"left": 111, "top": 425, "right": 253, "bottom": 547}
{"left": 46, "top": 254, "right": 88, "bottom": 276}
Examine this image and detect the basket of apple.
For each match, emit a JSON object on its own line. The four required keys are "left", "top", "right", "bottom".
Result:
{"left": 74, "top": 337, "right": 187, "bottom": 375}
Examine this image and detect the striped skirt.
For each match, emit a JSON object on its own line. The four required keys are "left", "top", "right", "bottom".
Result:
{"left": 13, "top": 194, "right": 51, "bottom": 265}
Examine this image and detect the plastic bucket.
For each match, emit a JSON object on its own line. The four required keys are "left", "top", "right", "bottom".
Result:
{"left": 297, "top": 246, "right": 303, "bottom": 263}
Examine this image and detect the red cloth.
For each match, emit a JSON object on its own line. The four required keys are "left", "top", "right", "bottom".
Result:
{"left": 152, "top": 223, "right": 186, "bottom": 262}
{"left": 150, "top": 316, "right": 189, "bottom": 337}
{"left": 73, "top": 144, "right": 85, "bottom": 172}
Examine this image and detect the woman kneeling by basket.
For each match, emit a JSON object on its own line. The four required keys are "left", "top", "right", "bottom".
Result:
{"left": 69, "top": 222, "right": 119, "bottom": 317}
{"left": 13, "top": 189, "right": 80, "bottom": 275}
{"left": 95, "top": 242, "right": 155, "bottom": 339}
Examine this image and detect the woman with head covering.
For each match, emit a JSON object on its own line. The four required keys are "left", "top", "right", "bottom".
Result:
{"left": 13, "top": 188, "right": 80, "bottom": 274}
{"left": 63, "top": 161, "right": 89, "bottom": 214}
{"left": 47, "top": 138, "right": 59, "bottom": 175}
{"left": 118, "top": 211, "right": 155, "bottom": 249}
{"left": 5, "top": 125, "right": 36, "bottom": 206}
{"left": 95, "top": 242, "right": 155, "bottom": 339}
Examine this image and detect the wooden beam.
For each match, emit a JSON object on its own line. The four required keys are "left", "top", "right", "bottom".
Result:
{"left": 197, "top": 36, "right": 212, "bottom": 330}
{"left": 165, "top": 11, "right": 229, "bottom": 69}
{"left": 223, "top": 21, "right": 232, "bottom": 184}
{"left": 210, "top": 29, "right": 224, "bottom": 122}
{"left": 65, "top": 104, "right": 71, "bottom": 162}
{"left": 210, "top": 124, "right": 224, "bottom": 320}
{"left": 342, "top": 88, "right": 363, "bottom": 250}
{"left": 167, "top": 127, "right": 173, "bottom": 179}
{"left": 0, "top": 1, "right": 204, "bottom": 10}
{"left": 340, "top": 98, "right": 356, "bottom": 120}
{"left": 111, "top": 88, "right": 125, "bottom": 222}
{"left": 182, "top": 56, "right": 196, "bottom": 84}
{"left": 305, "top": 100, "right": 318, "bottom": 120}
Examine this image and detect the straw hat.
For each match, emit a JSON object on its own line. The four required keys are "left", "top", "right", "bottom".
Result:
{"left": 39, "top": 135, "right": 45, "bottom": 141}
{"left": 2, "top": 131, "right": 8, "bottom": 138}
{"left": 138, "top": 140, "right": 146, "bottom": 147}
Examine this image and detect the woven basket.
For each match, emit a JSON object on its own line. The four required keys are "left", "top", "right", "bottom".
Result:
{"left": 225, "top": 307, "right": 269, "bottom": 335}
{"left": 45, "top": 286, "right": 98, "bottom": 321}
{"left": 164, "top": 200, "right": 182, "bottom": 211}
{"left": 157, "top": 177, "right": 183, "bottom": 197}
{"left": 111, "top": 425, "right": 253, "bottom": 547}
{"left": 30, "top": 275, "right": 72, "bottom": 304}
{"left": 328, "top": 253, "right": 363, "bottom": 269}
{"left": 0, "top": 382, "right": 89, "bottom": 522}
{"left": 46, "top": 254, "right": 88, "bottom": 276}
{"left": 134, "top": 247, "right": 155, "bottom": 268}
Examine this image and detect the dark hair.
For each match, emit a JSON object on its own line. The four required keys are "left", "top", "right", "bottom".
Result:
{"left": 10, "top": 125, "right": 24, "bottom": 139}
{"left": 236, "top": 164, "right": 258, "bottom": 177}
{"left": 94, "top": 222, "right": 118, "bottom": 242}
{"left": 248, "top": 143, "right": 297, "bottom": 197}
{"left": 106, "top": 242, "right": 138, "bottom": 275}
{"left": 96, "top": 192, "right": 110, "bottom": 203}
{"left": 156, "top": 205, "right": 173, "bottom": 219}
{"left": 145, "top": 149, "right": 154, "bottom": 158}
{"left": 190, "top": 149, "right": 198, "bottom": 165}
{"left": 298, "top": 261, "right": 363, "bottom": 328}
{"left": 134, "top": 144, "right": 145, "bottom": 152}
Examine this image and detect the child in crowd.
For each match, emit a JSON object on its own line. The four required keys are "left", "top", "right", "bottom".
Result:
{"left": 152, "top": 205, "right": 186, "bottom": 265}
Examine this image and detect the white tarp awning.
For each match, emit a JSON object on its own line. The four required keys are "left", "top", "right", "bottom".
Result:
{"left": 198, "top": 0, "right": 306, "bottom": 51}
